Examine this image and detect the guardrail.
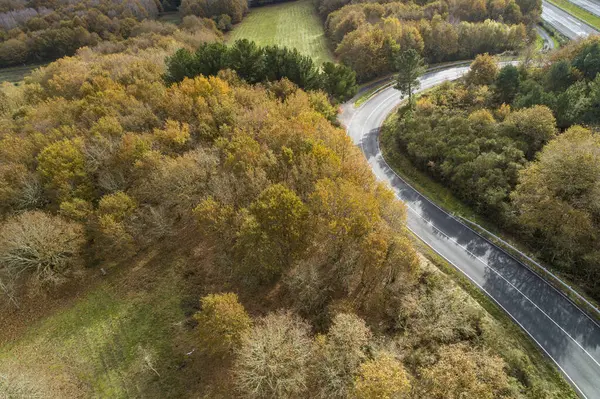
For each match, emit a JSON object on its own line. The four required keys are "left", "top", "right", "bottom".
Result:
{"left": 458, "top": 216, "right": 600, "bottom": 323}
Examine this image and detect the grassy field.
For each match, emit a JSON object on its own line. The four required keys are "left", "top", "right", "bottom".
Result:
{"left": 158, "top": 11, "right": 182, "bottom": 25}
{"left": 0, "top": 63, "right": 47, "bottom": 85}
{"left": 546, "top": 0, "right": 600, "bottom": 31}
{"left": 0, "top": 260, "right": 191, "bottom": 397}
{"left": 227, "top": 0, "right": 334, "bottom": 66}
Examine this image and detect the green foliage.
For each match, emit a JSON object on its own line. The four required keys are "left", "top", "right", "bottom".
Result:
{"left": 394, "top": 49, "right": 427, "bottom": 103}
{"left": 388, "top": 36, "right": 600, "bottom": 302}
{"left": 227, "top": 39, "right": 265, "bottom": 83}
{"left": 514, "top": 37, "right": 600, "bottom": 128}
{"left": 495, "top": 64, "right": 520, "bottom": 104}
{"left": 263, "top": 46, "right": 320, "bottom": 90}
{"left": 545, "top": 60, "right": 575, "bottom": 92}
{"left": 164, "top": 39, "right": 357, "bottom": 102}
{"left": 320, "top": 62, "right": 358, "bottom": 102}
{"left": 572, "top": 40, "right": 600, "bottom": 80}
{"left": 163, "top": 48, "right": 200, "bottom": 85}
{"left": 394, "top": 87, "right": 529, "bottom": 216}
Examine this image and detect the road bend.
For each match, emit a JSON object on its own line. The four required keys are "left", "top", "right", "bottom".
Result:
{"left": 340, "top": 67, "right": 600, "bottom": 398}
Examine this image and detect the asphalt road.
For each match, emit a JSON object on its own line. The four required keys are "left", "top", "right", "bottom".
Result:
{"left": 340, "top": 67, "right": 600, "bottom": 399}
{"left": 542, "top": 0, "right": 599, "bottom": 39}
{"left": 536, "top": 25, "right": 556, "bottom": 49}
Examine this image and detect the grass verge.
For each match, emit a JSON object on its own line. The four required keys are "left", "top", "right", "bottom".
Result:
{"left": 227, "top": 0, "right": 334, "bottom": 66}
{"left": 0, "top": 261, "right": 197, "bottom": 397}
{"left": 545, "top": 0, "right": 600, "bottom": 31}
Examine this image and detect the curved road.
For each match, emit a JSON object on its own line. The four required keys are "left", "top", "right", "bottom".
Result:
{"left": 340, "top": 67, "right": 600, "bottom": 399}
{"left": 542, "top": 0, "right": 599, "bottom": 39}
{"left": 536, "top": 25, "right": 556, "bottom": 50}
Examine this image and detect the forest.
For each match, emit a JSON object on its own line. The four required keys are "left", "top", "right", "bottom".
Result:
{"left": 385, "top": 39, "right": 600, "bottom": 301}
{"left": 0, "top": 0, "right": 167, "bottom": 66}
{"left": 315, "top": 0, "right": 539, "bottom": 80}
{"left": 0, "top": 14, "right": 574, "bottom": 398}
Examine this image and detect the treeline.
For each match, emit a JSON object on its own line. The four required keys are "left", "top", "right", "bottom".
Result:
{"left": 317, "top": 0, "right": 537, "bottom": 81}
{"left": 387, "top": 39, "right": 600, "bottom": 299}
{"left": 0, "top": 22, "right": 570, "bottom": 397}
{"left": 180, "top": 0, "right": 247, "bottom": 28}
{"left": 0, "top": 0, "right": 167, "bottom": 67}
{"left": 165, "top": 39, "right": 358, "bottom": 102}
{"left": 179, "top": 0, "right": 299, "bottom": 25}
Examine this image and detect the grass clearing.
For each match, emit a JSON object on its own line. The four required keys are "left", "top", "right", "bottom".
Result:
{"left": 158, "top": 11, "right": 182, "bottom": 25}
{"left": 546, "top": 0, "right": 600, "bottom": 31}
{"left": 0, "top": 259, "right": 199, "bottom": 397}
{"left": 227, "top": 0, "right": 334, "bottom": 66}
{"left": 0, "top": 63, "right": 47, "bottom": 85}
{"left": 535, "top": 31, "right": 545, "bottom": 51}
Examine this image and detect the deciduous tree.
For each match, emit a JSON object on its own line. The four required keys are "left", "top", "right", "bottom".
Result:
{"left": 194, "top": 292, "right": 252, "bottom": 357}
{"left": 466, "top": 53, "right": 498, "bottom": 86}
{"left": 234, "top": 311, "right": 311, "bottom": 398}
{"left": 354, "top": 352, "right": 411, "bottom": 399}
{"left": 0, "top": 211, "right": 84, "bottom": 304}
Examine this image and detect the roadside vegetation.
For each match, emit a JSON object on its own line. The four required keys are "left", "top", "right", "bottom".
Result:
{"left": 383, "top": 39, "right": 600, "bottom": 302}
{"left": 227, "top": 0, "right": 334, "bottom": 66}
{"left": 0, "top": 13, "right": 575, "bottom": 397}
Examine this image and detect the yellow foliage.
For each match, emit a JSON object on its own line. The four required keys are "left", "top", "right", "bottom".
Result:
{"left": 354, "top": 352, "right": 411, "bottom": 399}
{"left": 194, "top": 293, "right": 252, "bottom": 356}
{"left": 153, "top": 120, "right": 191, "bottom": 148}
{"left": 468, "top": 109, "right": 496, "bottom": 125}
